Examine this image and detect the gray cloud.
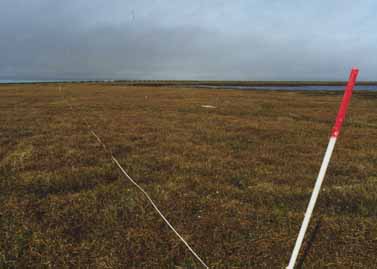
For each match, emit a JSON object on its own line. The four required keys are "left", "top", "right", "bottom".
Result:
{"left": 0, "top": 0, "right": 376, "bottom": 80}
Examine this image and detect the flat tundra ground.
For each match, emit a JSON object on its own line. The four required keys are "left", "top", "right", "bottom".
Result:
{"left": 1, "top": 83, "right": 377, "bottom": 268}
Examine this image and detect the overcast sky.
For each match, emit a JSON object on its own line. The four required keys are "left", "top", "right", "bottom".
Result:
{"left": 0, "top": 0, "right": 376, "bottom": 81}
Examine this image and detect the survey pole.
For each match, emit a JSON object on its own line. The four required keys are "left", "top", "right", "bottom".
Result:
{"left": 286, "top": 68, "right": 359, "bottom": 269}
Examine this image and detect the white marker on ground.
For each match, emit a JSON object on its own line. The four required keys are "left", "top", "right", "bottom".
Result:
{"left": 201, "top": 105, "right": 216, "bottom": 109}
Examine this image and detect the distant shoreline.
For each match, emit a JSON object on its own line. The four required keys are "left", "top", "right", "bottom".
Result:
{"left": 1, "top": 79, "right": 377, "bottom": 87}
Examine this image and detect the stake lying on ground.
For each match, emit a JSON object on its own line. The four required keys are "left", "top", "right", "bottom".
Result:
{"left": 286, "top": 68, "right": 359, "bottom": 269}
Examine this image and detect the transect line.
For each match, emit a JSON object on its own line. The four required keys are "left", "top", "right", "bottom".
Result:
{"left": 59, "top": 86, "right": 209, "bottom": 269}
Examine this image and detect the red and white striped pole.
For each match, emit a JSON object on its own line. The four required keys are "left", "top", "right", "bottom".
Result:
{"left": 286, "top": 68, "right": 359, "bottom": 269}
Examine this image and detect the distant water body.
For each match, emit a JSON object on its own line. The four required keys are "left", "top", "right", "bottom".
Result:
{"left": 192, "top": 84, "right": 377, "bottom": 91}
{"left": 0, "top": 80, "right": 376, "bottom": 91}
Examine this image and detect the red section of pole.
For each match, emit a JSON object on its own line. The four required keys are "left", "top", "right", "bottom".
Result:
{"left": 331, "top": 68, "right": 359, "bottom": 138}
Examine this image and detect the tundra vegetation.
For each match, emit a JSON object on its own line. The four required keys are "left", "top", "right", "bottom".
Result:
{"left": 1, "top": 83, "right": 377, "bottom": 268}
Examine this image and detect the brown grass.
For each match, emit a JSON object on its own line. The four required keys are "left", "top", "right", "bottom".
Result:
{"left": 1, "top": 83, "right": 377, "bottom": 268}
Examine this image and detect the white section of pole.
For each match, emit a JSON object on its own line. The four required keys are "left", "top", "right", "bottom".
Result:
{"left": 286, "top": 136, "right": 337, "bottom": 269}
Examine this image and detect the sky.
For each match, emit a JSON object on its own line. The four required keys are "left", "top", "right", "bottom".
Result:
{"left": 0, "top": 0, "right": 376, "bottom": 81}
